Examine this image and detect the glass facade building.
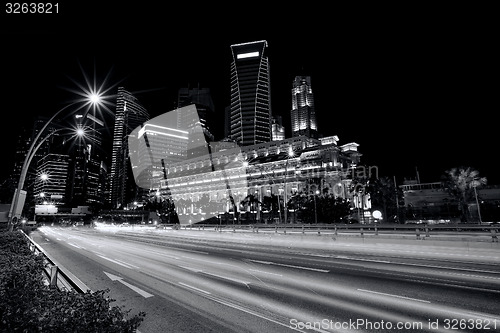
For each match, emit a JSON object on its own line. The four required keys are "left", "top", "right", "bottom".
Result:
{"left": 109, "top": 87, "right": 149, "bottom": 209}
{"left": 229, "top": 40, "right": 272, "bottom": 146}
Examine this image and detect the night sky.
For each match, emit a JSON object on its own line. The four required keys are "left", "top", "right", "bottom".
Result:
{"left": 1, "top": 4, "right": 497, "bottom": 185}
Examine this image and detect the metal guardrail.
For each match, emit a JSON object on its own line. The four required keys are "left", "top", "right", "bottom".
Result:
{"left": 169, "top": 223, "right": 500, "bottom": 242}
{"left": 20, "top": 230, "right": 90, "bottom": 293}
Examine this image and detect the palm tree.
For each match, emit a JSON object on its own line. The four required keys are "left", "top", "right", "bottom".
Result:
{"left": 442, "top": 167, "right": 487, "bottom": 222}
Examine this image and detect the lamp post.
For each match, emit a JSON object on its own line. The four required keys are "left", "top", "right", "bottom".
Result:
{"left": 313, "top": 189, "right": 320, "bottom": 224}
{"left": 283, "top": 147, "right": 295, "bottom": 224}
{"left": 472, "top": 182, "right": 482, "bottom": 224}
{"left": 8, "top": 101, "right": 90, "bottom": 231}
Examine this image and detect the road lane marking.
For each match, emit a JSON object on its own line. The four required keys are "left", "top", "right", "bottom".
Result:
{"left": 445, "top": 272, "right": 500, "bottom": 280}
{"left": 336, "top": 255, "right": 500, "bottom": 276}
{"left": 168, "top": 247, "right": 208, "bottom": 255}
{"left": 335, "top": 255, "right": 390, "bottom": 263}
{"left": 357, "top": 288, "right": 431, "bottom": 303}
{"left": 97, "top": 255, "right": 134, "bottom": 269}
{"left": 203, "top": 272, "right": 250, "bottom": 288}
{"left": 393, "top": 261, "right": 500, "bottom": 275}
{"left": 114, "top": 259, "right": 140, "bottom": 269}
{"left": 203, "top": 294, "right": 312, "bottom": 333}
{"left": 247, "top": 259, "right": 329, "bottom": 273}
{"left": 104, "top": 272, "right": 154, "bottom": 298}
{"left": 67, "top": 242, "right": 83, "bottom": 249}
{"left": 178, "top": 265, "right": 202, "bottom": 273}
{"left": 248, "top": 269, "right": 283, "bottom": 277}
{"left": 178, "top": 282, "right": 211, "bottom": 295}
{"left": 146, "top": 250, "right": 180, "bottom": 260}
{"left": 304, "top": 253, "right": 331, "bottom": 258}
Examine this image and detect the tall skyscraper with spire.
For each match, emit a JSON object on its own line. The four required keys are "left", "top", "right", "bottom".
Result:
{"left": 291, "top": 76, "right": 318, "bottom": 139}
{"left": 109, "top": 87, "right": 149, "bottom": 209}
{"left": 229, "top": 40, "right": 271, "bottom": 146}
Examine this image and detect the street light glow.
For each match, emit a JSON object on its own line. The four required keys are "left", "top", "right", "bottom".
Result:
{"left": 89, "top": 92, "right": 101, "bottom": 104}
{"left": 76, "top": 128, "right": 85, "bottom": 137}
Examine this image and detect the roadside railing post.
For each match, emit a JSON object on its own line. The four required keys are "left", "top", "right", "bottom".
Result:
{"left": 360, "top": 227, "right": 364, "bottom": 238}
{"left": 492, "top": 228, "right": 498, "bottom": 243}
{"left": 416, "top": 228, "right": 421, "bottom": 240}
{"left": 50, "top": 265, "right": 58, "bottom": 287}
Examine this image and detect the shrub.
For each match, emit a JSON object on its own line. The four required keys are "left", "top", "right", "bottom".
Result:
{"left": 0, "top": 231, "right": 145, "bottom": 332}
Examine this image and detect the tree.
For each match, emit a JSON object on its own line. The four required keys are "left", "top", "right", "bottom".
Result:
{"left": 240, "top": 194, "right": 261, "bottom": 223}
{"left": 319, "top": 195, "right": 351, "bottom": 223}
{"left": 287, "top": 192, "right": 351, "bottom": 224}
{"left": 442, "top": 167, "right": 487, "bottom": 222}
{"left": 366, "top": 176, "right": 403, "bottom": 223}
{"left": 262, "top": 194, "right": 280, "bottom": 223}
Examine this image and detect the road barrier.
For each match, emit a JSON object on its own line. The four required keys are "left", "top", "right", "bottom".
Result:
{"left": 20, "top": 230, "right": 90, "bottom": 293}
{"left": 174, "top": 223, "right": 500, "bottom": 243}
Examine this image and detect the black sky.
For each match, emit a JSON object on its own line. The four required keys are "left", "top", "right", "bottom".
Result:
{"left": 1, "top": 4, "right": 498, "bottom": 185}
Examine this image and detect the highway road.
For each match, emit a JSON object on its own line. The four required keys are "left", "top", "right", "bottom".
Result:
{"left": 31, "top": 225, "right": 500, "bottom": 333}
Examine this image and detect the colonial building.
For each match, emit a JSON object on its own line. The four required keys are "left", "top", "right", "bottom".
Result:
{"left": 154, "top": 135, "right": 361, "bottom": 225}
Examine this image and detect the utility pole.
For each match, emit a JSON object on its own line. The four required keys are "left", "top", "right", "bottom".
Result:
{"left": 394, "top": 175, "right": 400, "bottom": 223}
{"left": 473, "top": 184, "right": 482, "bottom": 224}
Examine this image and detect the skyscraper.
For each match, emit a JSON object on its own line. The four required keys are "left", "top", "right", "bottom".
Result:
{"left": 68, "top": 109, "right": 107, "bottom": 208}
{"left": 291, "top": 76, "right": 318, "bottom": 139}
{"left": 177, "top": 87, "right": 215, "bottom": 159}
{"left": 229, "top": 40, "right": 271, "bottom": 146}
{"left": 109, "top": 87, "right": 149, "bottom": 209}
{"left": 34, "top": 153, "right": 70, "bottom": 206}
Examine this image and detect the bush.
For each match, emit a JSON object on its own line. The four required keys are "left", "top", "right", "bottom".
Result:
{"left": 0, "top": 231, "right": 145, "bottom": 332}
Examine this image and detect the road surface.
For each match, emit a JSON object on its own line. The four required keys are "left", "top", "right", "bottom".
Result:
{"left": 31, "top": 226, "right": 500, "bottom": 332}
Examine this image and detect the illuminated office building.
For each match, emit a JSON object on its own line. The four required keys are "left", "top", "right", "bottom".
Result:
{"left": 177, "top": 87, "right": 215, "bottom": 159}
{"left": 229, "top": 40, "right": 272, "bottom": 146}
{"left": 68, "top": 111, "right": 107, "bottom": 207}
{"left": 291, "top": 76, "right": 318, "bottom": 139}
{"left": 129, "top": 109, "right": 189, "bottom": 191}
{"left": 109, "top": 87, "right": 149, "bottom": 209}
{"left": 34, "top": 153, "right": 70, "bottom": 206}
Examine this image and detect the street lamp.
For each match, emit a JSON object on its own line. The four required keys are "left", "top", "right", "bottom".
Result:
{"left": 283, "top": 147, "right": 295, "bottom": 224}
{"left": 472, "top": 182, "right": 483, "bottom": 224}
{"left": 313, "top": 189, "right": 320, "bottom": 224}
{"left": 8, "top": 107, "right": 86, "bottom": 230}
{"left": 89, "top": 93, "right": 101, "bottom": 105}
